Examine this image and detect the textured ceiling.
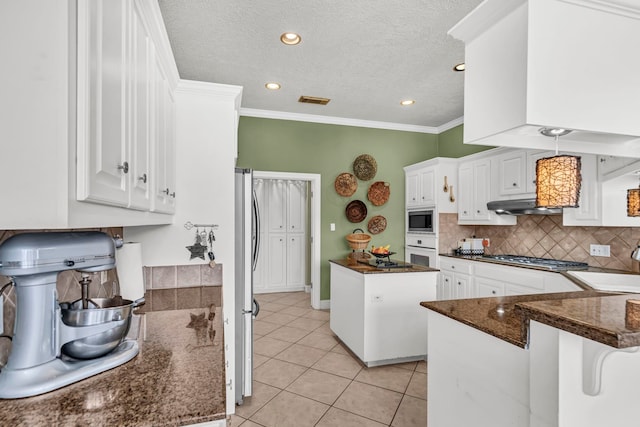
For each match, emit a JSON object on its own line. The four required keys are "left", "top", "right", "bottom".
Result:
{"left": 158, "top": 0, "right": 483, "bottom": 130}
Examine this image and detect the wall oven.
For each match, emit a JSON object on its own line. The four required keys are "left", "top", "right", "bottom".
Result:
{"left": 405, "top": 233, "right": 438, "bottom": 268}
{"left": 407, "top": 209, "right": 434, "bottom": 233}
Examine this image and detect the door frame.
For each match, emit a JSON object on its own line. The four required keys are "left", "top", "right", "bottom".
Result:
{"left": 253, "top": 171, "right": 322, "bottom": 309}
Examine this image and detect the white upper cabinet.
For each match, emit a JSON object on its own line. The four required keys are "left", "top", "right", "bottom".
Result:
{"left": 77, "top": 0, "right": 177, "bottom": 214}
{"left": 496, "top": 150, "right": 526, "bottom": 196}
{"left": 1, "top": 0, "right": 179, "bottom": 229}
{"left": 404, "top": 158, "right": 458, "bottom": 212}
{"left": 449, "top": 0, "right": 640, "bottom": 157}
{"left": 458, "top": 153, "right": 515, "bottom": 225}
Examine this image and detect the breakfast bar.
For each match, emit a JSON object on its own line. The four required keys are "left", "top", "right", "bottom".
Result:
{"left": 329, "top": 258, "right": 438, "bottom": 366}
{"left": 421, "top": 285, "right": 640, "bottom": 427}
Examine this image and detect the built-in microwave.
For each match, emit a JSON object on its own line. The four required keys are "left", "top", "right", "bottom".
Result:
{"left": 407, "top": 209, "right": 434, "bottom": 233}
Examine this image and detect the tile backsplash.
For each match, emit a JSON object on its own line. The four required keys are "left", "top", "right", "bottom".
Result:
{"left": 439, "top": 213, "right": 640, "bottom": 272}
{"left": 0, "top": 228, "right": 223, "bottom": 368}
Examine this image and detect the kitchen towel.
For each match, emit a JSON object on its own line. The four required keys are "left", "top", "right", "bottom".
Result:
{"left": 115, "top": 242, "right": 145, "bottom": 301}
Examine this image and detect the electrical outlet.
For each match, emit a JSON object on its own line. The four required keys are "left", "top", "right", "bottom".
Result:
{"left": 372, "top": 295, "right": 383, "bottom": 303}
{"left": 330, "top": 223, "right": 335, "bottom": 232}
{"left": 590, "top": 244, "right": 611, "bottom": 257}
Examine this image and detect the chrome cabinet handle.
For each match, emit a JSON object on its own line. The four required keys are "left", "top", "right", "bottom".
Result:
{"left": 138, "top": 173, "right": 147, "bottom": 183}
{"left": 117, "top": 161, "right": 129, "bottom": 174}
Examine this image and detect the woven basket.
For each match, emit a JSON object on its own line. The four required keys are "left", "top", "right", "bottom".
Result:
{"left": 346, "top": 229, "right": 372, "bottom": 250}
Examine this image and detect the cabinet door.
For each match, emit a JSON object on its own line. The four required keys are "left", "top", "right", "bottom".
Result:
{"left": 563, "top": 153, "right": 600, "bottom": 225}
{"left": 406, "top": 172, "right": 420, "bottom": 207}
{"left": 497, "top": 151, "right": 526, "bottom": 196}
{"left": 129, "top": 5, "right": 151, "bottom": 210}
{"left": 267, "top": 234, "right": 286, "bottom": 289}
{"left": 151, "top": 55, "right": 176, "bottom": 214}
{"left": 420, "top": 169, "right": 436, "bottom": 206}
{"left": 476, "top": 277, "right": 505, "bottom": 297}
{"left": 438, "top": 271, "right": 454, "bottom": 300}
{"left": 287, "top": 181, "right": 307, "bottom": 232}
{"left": 454, "top": 273, "right": 472, "bottom": 299}
{"left": 267, "top": 180, "right": 287, "bottom": 232}
{"left": 287, "top": 234, "right": 306, "bottom": 287}
{"left": 457, "top": 163, "right": 474, "bottom": 221}
{"left": 526, "top": 150, "right": 553, "bottom": 194}
{"left": 473, "top": 159, "right": 492, "bottom": 220}
{"left": 77, "top": 0, "right": 129, "bottom": 207}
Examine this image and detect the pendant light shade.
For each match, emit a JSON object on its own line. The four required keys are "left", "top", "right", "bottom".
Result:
{"left": 535, "top": 155, "right": 582, "bottom": 208}
{"left": 627, "top": 176, "right": 640, "bottom": 217}
{"left": 627, "top": 189, "right": 640, "bottom": 217}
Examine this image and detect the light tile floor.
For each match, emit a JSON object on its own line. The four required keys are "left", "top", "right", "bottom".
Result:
{"left": 229, "top": 291, "right": 428, "bottom": 427}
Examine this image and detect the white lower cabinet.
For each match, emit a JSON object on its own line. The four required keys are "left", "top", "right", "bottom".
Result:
{"left": 438, "top": 257, "right": 582, "bottom": 300}
{"left": 330, "top": 261, "right": 437, "bottom": 365}
{"left": 438, "top": 258, "right": 474, "bottom": 300}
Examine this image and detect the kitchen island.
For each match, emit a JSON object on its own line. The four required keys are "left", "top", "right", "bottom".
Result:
{"left": 330, "top": 258, "right": 438, "bottom": 367}
{"left": 421, "top": 284, "right": 640, "bottom": 427}
{"left": 0, "top": 306, "right": 226, "bottom": 426}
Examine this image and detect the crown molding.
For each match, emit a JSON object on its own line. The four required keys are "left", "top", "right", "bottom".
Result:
{"left": 239, "top": 108, "right": 452, "bottom": 134}
{"left": 437, "top": 116, "right": 464, "bottom": 133}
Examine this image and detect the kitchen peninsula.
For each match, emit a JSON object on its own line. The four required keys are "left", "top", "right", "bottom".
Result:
{"left": 329, "top": 258, "right": 438, "bottom": 366}
{"left": 421, "top": 287, "right": 640, "bottom": 427}
{"left": 0, "top": 306, "right": 226, "bottom": 426}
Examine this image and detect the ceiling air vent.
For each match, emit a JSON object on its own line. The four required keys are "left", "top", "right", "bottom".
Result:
{"left": 298, "top": 95, "right": 331, "bottom": 105}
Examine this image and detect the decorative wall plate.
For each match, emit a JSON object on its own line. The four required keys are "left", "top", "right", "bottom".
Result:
{"left": 345, "top": 200, "right": 367, "bottom": 223}
{"left": 367, "top": 181, "right": 390, "bottom": 206}
{"left": 334, "top": 172, "right": 358, "bottom": 197}
{"left": 367, "top": 215, "right": 387, "bottom": 234}
{"left": 353, "top": 154, "right": 377, "bottom": 181}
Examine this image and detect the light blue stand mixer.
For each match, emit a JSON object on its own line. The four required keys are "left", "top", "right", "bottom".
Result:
{"left": 0, "top": 232, "right": 140, "bottom": 398}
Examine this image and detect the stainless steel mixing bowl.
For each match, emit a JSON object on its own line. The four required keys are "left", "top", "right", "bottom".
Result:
{"left": 59, "top": 297, "right": 134, "bottom": 360}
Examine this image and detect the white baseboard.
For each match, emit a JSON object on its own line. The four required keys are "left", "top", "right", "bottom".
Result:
{"left": 254, "top": 286, "right": 305, "bottom": 294}
{"left": 186, "top": 419, "right": 226, "bottom": 427}
{"left": 319, "top": 299, "right": 330, "bottom": 310}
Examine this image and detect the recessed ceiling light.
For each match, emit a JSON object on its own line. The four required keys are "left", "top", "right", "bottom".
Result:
{"left": 400, "top": 99, "right": 416, "bottom": 106}
{"left": 265, "top": 82, "right": 281, "bottom": 90}
{"left": 453, "top": 63, "right": 466, "bottom": 72}
{"left": 280, "top": 32, "right": 301, "bottom": 45}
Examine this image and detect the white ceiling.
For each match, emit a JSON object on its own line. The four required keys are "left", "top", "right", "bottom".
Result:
{"left": 158, "top": 0, "right": 483, "bottom": 132}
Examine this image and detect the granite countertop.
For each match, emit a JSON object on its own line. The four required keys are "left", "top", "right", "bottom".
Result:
{"left": 330, "top": 258, "right": 438, "bottom": 274}
{"left": 516, "top": 293, "right": 640, "bottom": 348}
{"left": 0, "top": 306, "right": 225, "bottom": 426}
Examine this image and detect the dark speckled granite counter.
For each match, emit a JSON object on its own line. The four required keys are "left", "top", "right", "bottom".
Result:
{"left": 0, "top": 306, "right": 225, "bottom": 426}
{"left": 422, "top": 255, "right": 640, "bottom": 349}
{"left": 330, "top": 258, "right": 438, "bottom": 274}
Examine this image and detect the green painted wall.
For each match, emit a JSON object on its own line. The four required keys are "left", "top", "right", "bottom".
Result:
{"left": 237, "top": 117, "right": 438, "bottom": 300}
{"left": 438, "top": 125, "right": 493, "bottom": 158}
{"left": 237, "top": 118, "right": 494, "bottom": 300}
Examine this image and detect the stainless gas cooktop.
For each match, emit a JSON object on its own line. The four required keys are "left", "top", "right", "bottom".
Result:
{"left": 481, "top": 255, "right": 589, "bottom": 271}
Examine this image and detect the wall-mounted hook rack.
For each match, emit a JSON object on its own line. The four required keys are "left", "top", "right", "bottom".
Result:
{"left": 184, "top": 221, "right": 219, "bottom": 230}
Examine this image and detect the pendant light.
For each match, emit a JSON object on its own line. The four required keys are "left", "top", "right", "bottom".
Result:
{"left": 535, "top": 128, "right": 582, "bottom": 208}
{"left": 627, "top": 174, "right": 640, "bottom": 217}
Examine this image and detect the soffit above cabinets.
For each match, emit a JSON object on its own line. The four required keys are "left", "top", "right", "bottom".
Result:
{"left": 449, "top": 0, "right": 640, "bottom": 157}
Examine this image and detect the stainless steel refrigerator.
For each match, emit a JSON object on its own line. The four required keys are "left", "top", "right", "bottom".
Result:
{"left": 234, "top": 168, "right": 260, "bottom": 405}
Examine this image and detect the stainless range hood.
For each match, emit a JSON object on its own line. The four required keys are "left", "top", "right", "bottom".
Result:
{"left": 487, "top": 199, "right": 562, "bottom": 216}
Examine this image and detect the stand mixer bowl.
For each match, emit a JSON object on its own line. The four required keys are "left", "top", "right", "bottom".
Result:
{"left": 59, "top": 297, "right": 134, "bottom": 360}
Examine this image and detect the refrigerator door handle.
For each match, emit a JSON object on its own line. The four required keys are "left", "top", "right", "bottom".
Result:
{"left": 252, "top": 190, "right": 260, "bottom": 271}
{"left": 252, "top": 298, "right": 260, "bottom": 318}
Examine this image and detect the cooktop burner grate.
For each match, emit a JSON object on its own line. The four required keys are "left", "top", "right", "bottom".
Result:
{"left": 481, "top": 255, "right": 589, "bottom": 271}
